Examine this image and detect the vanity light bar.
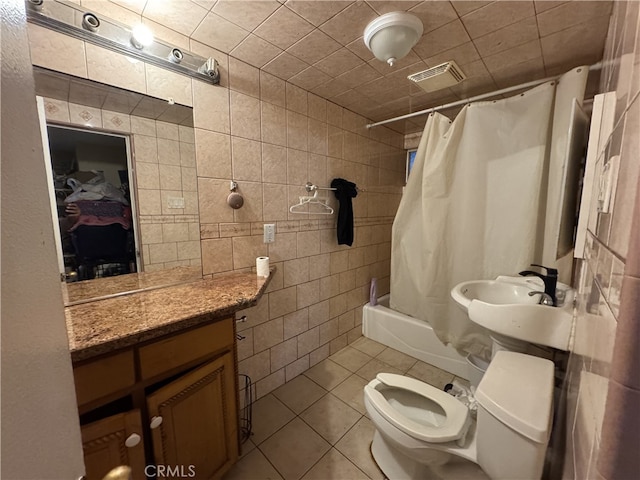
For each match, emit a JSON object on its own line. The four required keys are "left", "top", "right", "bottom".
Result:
{"left": 25, "top": 0, "right": 220, "bottom": 86}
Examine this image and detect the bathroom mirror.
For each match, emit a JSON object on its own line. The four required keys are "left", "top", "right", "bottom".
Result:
{"left": 34, "top": 68, "right": 202, "bottom": 305}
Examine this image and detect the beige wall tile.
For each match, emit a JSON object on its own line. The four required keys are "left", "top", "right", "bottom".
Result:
{"left": 270, "top": 287, "right": 298, "bottom": 319}
{"left": 284, "top": 257, "right": 310, "bottom": 288}
{"left": 201, "top": 237, "right": 233, "bottom": 274}
{"left": 131, "top": 117, "right": 156, "bottom": 136}
{"left": 43, "top": 98, "right": 70, "bottom": 123}
{"left": 288, "top": 67, "right": 332, "bottom": 92}
{"left": 229, "top": 58, "right": 260, "bottom": 98}
{"left": 135, "top": 162, "right": 160, "bottom": 189}
{"left": 177, "top": 240, "right": 201, "bottom": 260}
{"left": 149, "top": 242, "right": 178, "bottom": 264}
{"left": 263, "top": 184, "right": 289, "bottom": 221}
{"left": 198, "top": 178, "right": 234, "bottom": 223}
{"left": 232, "top": 235, "right": 266, "bottom": 269}
{"left": 287, "top": 112, "right": 308, "bottom": 151}
{"left": 287, "top": 149, "right": 309, "bottom": 185}
{"left": 286, "top": 83, "right": 308, "bottom": 115}
{"left": 230, "top": 34, "right": 282, "bottom": 69}
{"left": 85, "top": 44, "right": 146, "bottom": 94}
{"left": 233, "top": 182, "right": 264, "bottom": 223}
{"left": 270, "top": 338, "right": 298, "bottom": 371}
{"left": 238, "top": 349, "right": 271, "bottom": 383}
{"left": 314, "top": 48, "right": 363, "bottom": 78}
{"left": 102, "top": 110, "right": 131, "bottom": 132}
{"left": 460, "top": 1, "right": 535, "bottom": 39}
{"left": 232, "top": 137, "right": 262, "bottom": 182}
{"left": 261, "top": 102, "right": 287, "bottom": 146}
{"left": 182, "top": 166, "right": 197, "bottom": 192}
{"left": 28, "top": 24, "right": 87, "bottom": 78}
{"left": 140, "top": 223, "right": 163, "bottom": 245}
{"left": 157, "top": 138, "right": 181, "bottom": 166}
{"left": 230, "top": 91, "right": 261, "bottom": 141}
{"left": 260, "top": 71, "right": 286, "bottom": 107}
{"left": 308, "top": 94, "right": 328, "bottom": 122}
{"left": 143, "top": 0, "right": 209, "bottom": 36}
{"left": 180, "top": 142, "right": 196, "bottom": 168}
{"left": 254, "top": 317, "right": 284, "bottom": 354}
{"left": 254, "top": 6, "right": 314, "bottom": 50}
{"left": 193, "top": 82, "right": 230, "bottom": 133}
{"left": 133, "top": 135, "right": 158, "bottom": 163}
{"left": 283, "top": 308, "right": 308, "bottom": 339}
{"left": 191, "top": 11, "right": 249, "bottom": 53}
{"left": 268, "top": 231, "right": 297, "bottom": 262}
{"left": 308, "top": 119, "right": 328, "bottom": 155}
{"left": 318, "top": 1, "right": 378, "bottom": 46}
{"left": 145, "top": 64, "right": 193, "bottom": 107}
{"left": 69, "top": 103, "right": 102, "bottom": 128}
{"left": 262, "top": 52, "right": 309, "bottom": 80}
{"left": 212, "top": 0, "right": 280, "bottom": 32}
{"left": 537, "top": 1, "right": 612, "bottom": 38}
{"left": 297, "top": 280, "right": 321, "bottom": 309}
{"left": 285, "top": 1, "right": 350, "bottom": 27}
{"left": 262, "top": 144, "right": 288, "bottom": 184}
{"left": 297, "top": 327, "right": 320, "bottom": 357}
{"left": 413, "top": 20, "right": 471, "bottom": 60}
{"left": 195, "top": 129, "right": 231, "bottom": 178}
{"left": 286, "top": 29, "right": 342, "bottom": 66}
{"left": 141, "top": 18, "right": 191, "bottom": 51}
{"left": 137, "top": 189, "right": 162, "bottom": 215}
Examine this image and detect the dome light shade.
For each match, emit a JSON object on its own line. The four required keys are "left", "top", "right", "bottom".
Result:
{"left": 364, "top": 12, "right": 423, "bottom": 67}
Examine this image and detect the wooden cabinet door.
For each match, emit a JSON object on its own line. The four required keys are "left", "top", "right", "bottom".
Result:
{"left": 147, "top": 352, "right": 239, "bottom": 480}
{"left": 81, "top": 410, "right": 146, "bottom": 480}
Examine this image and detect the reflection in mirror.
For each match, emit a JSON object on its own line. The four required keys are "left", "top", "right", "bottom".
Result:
{"left": 34, "top": 67, "right": 202, "bottom": 304}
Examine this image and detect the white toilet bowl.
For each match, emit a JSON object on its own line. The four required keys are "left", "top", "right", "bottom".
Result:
{"left": 364, "top": 351, "right": 555, "bottom": 480}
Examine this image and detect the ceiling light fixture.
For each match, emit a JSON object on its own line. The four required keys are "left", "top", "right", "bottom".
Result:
{"left": 130, "top": 24, "right": 154, "bottom": 50}
{"left": 364, "top": 12, "right": 423, "bottom": 67}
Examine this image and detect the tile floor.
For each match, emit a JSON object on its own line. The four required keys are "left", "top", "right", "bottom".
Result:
{"left": 223, "top": 336, "right": 486, "bottom": 480}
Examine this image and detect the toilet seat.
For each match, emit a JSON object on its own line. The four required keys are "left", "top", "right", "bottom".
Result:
{"left": 365, "top": 373, "right": 471, "bottom": 444}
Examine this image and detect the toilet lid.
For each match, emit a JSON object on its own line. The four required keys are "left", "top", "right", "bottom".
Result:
{"left": 365, "top": 373, "right": 471, "bottom": 444}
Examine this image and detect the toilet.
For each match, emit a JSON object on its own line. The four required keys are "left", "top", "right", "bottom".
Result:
{"left": 364, "top": 351, "right": 555, "bottom": 480}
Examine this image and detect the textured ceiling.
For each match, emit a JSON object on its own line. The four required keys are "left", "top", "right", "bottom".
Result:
{"left": 84, "top": 0, "right": 613, "bottom": 133}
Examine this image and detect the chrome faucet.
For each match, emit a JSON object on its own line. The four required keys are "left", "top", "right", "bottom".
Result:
{"left": 519, "top": 264, "right": 558, "bottom": 306}
{"left": 528, "top": 290, "right": 554, "bottom": 306}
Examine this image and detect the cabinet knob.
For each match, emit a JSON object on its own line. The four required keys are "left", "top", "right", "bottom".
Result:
{"left": 150, "top": 416, "right": 163, "bottom": 429}
{"left": 124, "top": 433, "right": 141, "bottom": 448}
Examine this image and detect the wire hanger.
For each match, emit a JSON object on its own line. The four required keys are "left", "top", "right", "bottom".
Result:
{"left": 289, "top": 190, "right": 334, "bottom": 215}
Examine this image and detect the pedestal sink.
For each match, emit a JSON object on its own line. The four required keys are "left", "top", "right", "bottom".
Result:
{"left": 451, "top": 275, "right": 575, "bottom": 351}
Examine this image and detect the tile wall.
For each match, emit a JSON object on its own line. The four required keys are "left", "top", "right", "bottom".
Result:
{"left": 27, "top": 18, "right": 406, "bottom": 400}
{"left": 41, "top": 95, "right": 201, "bottom": 272}
{"left": 562, "top": 2, "right": 640, "bottom": 479}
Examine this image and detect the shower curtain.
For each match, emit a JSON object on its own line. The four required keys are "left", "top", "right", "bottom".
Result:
{"left": 390, "top": 67, "right": 588, "bottom": 358}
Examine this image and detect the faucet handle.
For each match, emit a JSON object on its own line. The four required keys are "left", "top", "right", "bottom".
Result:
{"left": 528, "top": 290, "right": 554, "bottom": 306}
{"left": 530, "top": 264, "right": 558, "bottom": 276}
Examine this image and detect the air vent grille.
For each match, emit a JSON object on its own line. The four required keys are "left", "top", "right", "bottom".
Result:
{"left": 407, "top": 61, "right": 466, "bottom": 93}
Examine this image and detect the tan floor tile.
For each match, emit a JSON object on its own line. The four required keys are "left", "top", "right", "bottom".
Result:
{"left": 376, "top": 347, "right": 418, "bottom": 373}
{"left": 331, "top": 374, "right": 368, "bottom": 415}
{"left": 272, "top": 375, "right": 327, "bottom": 414}
{"left": 407, "top": 361, "right": 456, "bottom": 389}
{"left": 239, "top": 438, "right": 256, "bottom": 458}
{"left": 335, "top": 417, "right": 384, "bottom": 480}
{"left": 329, "top": 346, "right": 372, "bottom": 372}
{"left": 301, "top": 448, "right": 370, "bottom": 480}
{"left": 300, "top": 393, "right": 362, "bottom": 444}
{"left": 250, "top": 394, "right": 296, "bottom": 445}
{"left": 260, "top": 418, "right": 331, "bottom": 480}
{"left": 223, "top": 447, "right": 283, "bottom": 480}
{"left": 350, "top": 337, "right": 387, "bottom": 357}
{"left": 304, "top": 359, "right": 352, "bottom": 390}
{"left": 355, "top": 358, "right": 403, "bottom": 382}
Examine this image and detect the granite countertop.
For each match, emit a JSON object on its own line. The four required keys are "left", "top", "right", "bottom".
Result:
{"left": 66, "top": 270, "right": 272, "bottom": 362}
{"left": 63, "top": 266, "right": 203, "bottom": 305}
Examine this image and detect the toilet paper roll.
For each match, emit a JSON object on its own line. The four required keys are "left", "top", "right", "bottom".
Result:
{"left": 256, "top": 256, "right": 270, "bottom": 277}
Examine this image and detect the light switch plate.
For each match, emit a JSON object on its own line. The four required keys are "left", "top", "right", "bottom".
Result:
{"left": 263, "top": 224, "right": 275, "bottom": 243}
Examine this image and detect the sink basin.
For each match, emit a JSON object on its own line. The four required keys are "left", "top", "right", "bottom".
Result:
{"left": 451, "top": 276, "right": 575, "bottom": 351}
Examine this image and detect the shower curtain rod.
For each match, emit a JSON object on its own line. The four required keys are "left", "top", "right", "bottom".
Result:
{"left": 366, "top": 62, "right": 603, "bottom": 129}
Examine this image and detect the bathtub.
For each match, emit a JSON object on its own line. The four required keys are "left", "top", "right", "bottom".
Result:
{"left": 362, "top": 294, "right": 469, "bottom": 379}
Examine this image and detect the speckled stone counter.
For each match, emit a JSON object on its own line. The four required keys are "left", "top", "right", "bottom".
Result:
{"left": 66, "top": 271, "right": 272, "bottom": 362}
{"left": 63, "top": 266, "right": 203, "bottom": 305}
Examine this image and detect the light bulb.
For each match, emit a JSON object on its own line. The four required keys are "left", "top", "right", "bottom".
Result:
{"left": 130, "top": 24, "right": 154, "bottom": 49}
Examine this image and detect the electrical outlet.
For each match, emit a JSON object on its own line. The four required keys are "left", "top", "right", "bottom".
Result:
{"left": 263, "top": 224, "right": 275, "bottom": 243}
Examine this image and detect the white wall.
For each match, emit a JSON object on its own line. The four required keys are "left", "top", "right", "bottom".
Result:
{"left": 0, "top": 0, "right": 84, "bottom": 477}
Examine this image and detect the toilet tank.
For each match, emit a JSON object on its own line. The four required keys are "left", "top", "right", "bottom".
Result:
{"left": 475, "top": 351, "right": 554, "bottom": 480}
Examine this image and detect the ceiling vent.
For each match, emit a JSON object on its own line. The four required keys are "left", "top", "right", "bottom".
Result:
{"left": 408, "top": 61, "right": 466, "bottom": 92}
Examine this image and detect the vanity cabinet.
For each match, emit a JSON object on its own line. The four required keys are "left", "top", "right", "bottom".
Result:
{"left": 74, "top": 317, "right": 238, "bottom": 480}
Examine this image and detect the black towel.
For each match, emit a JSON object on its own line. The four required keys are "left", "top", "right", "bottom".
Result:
{"left": 331, "top": 178, "right": 358, "bottom": 246}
